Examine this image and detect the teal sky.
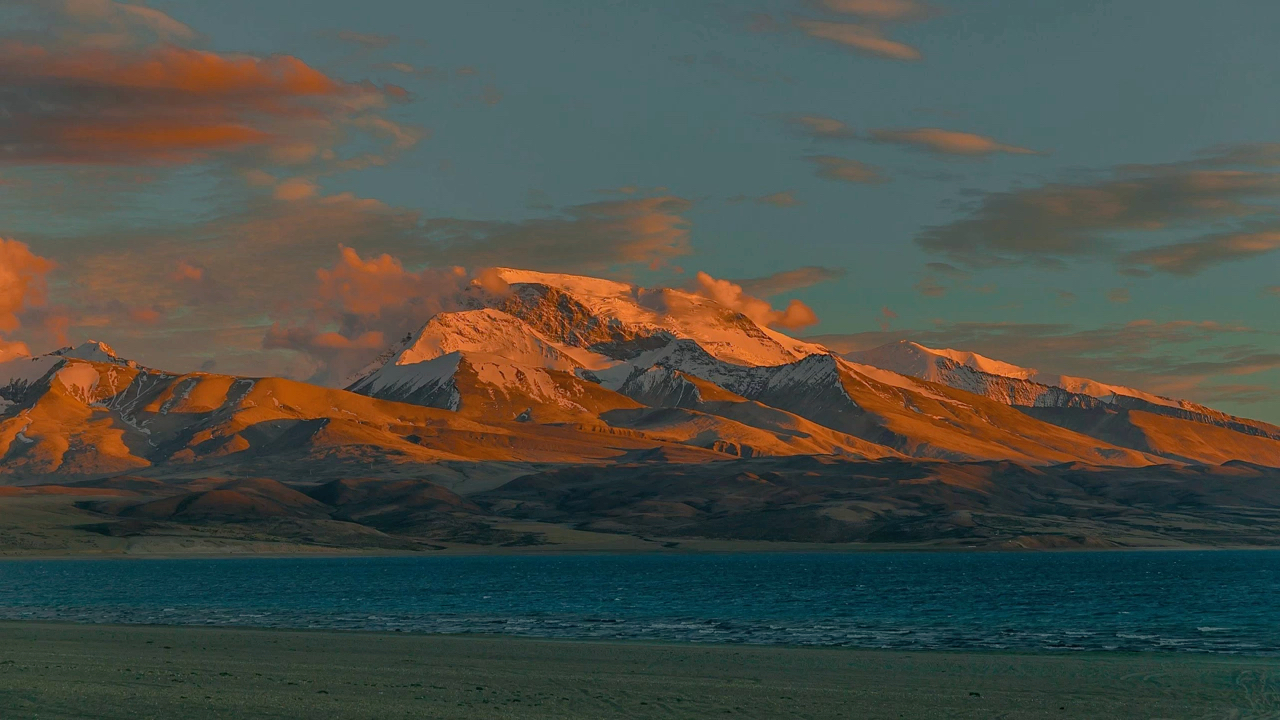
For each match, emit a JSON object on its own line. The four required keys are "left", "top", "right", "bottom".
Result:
{"left": 1, "top": 0, "right": 1278, "bottom": 420}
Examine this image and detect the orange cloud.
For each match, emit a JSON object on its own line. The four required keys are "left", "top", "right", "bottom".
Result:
{"left": 694, "top": 272, "right": 819, "bottom": 330}
{"left": 870, "top": 128, "right": 1041, "bottom": 157}
{"left": 794, "top": 20, "right": 921, "bottom": 61}
{"left": 818, "top": 0, "right": 935, "bottom": 21}
{"left": 785, "top": 115, "right": 857, "bottom": 140}
{"left": 314, "top": 246, "right": 466, "bottom": 317}
{"left": 0, "top": 32, "right": 414, "bottom": 166}
{"left": 265, "top": 246, "right": 482, "bottom": 383}
{"left": 0, "top": 239, "right": 56, "bottom": 359}
{"left": 807, "top": 155, "right": 887, "bottom": 184}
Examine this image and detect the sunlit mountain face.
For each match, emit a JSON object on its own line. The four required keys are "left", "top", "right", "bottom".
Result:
{"left": 3, "top": 269, "right": 1278, "bottom": 484}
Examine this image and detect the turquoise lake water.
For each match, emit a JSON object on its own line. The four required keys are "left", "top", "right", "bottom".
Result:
{"left": 0, "top": 551, "right": 1276, "bottom": 654}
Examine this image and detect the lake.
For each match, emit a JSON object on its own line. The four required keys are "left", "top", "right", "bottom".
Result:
{"left": 0, "top": 551, "right": 1276, "bottom": 655}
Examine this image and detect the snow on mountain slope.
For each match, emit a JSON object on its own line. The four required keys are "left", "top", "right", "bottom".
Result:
{"left": 393, "top": 309, "right": 582, "bottom": 371}
{"left": 51, "top": 341, "right": 137, "bottom": 368}
{"left": 0, "top": 353, "right": 699, "bottom": 480}
{"left": 845, "top": 340, "right": 1280, "bottom": 459}
{"left": 346, "top": 268, "right": 833, "bottom": 426}
{"left": 476, "top": 268, "right": 827, "bottom": 367}
{"left": 846, "top": 341, "right": 1179, "bottom": 409}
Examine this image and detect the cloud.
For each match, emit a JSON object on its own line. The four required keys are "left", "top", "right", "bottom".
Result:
{"left": 1106, "top": 288, "right": 1131, "bottom": 303}
{"left": 693, "top": 272, "right": 819, "bottom": 330}
{"left": 374, "top": 62, "right": 436, "bottom": 77}
{"left": 1121, "top": 227, "right": 1280, "bottom": 276}
{"left": 816, "top": 0, "right": 935, "bottom": 21}
{"left": 878, "top": 305, "right": 897, "bottom": 332}
{"left": 758, "top": 191, "right": 801, "bottom": 207}
{"left": 924, "top": 262, "right": 970, "bottom": 279}
{"left": 264, "top": 246, "right": 477, "bottom": 383}
{"left": 18, "top": 0, "right": 199, "bottom": 49}
{"left": 915, "top": 276, "right": 946, "bottom": 297}
{"left": 785, "top": 115, "right": 857, "bottom": 140}
{"left": 793, "top": 20, "right": 921, "bottom": 61}
{"left": 274, "top": 177, "right": 320, "bottom": 202}
{"left": 729, "top": 191, "right": 802, "bottom": 207}
{"left": 0, "top": 7, "right": 416, "bottom": 168}
{"left": 807, "top": 155, "right": 888, "bottom": 184}
{"left": 733, "top": 266, "right": 846, "bottom": 297}
{"left": 917, "top": 157, "right": 1280, "bottom": 269}
{"left": 423, "top": 196, "right": 694, "bottom": 271}
{"left": 0, "top": 239, "right": 56, "bottom": 360}
{"left": 809, "top": 319, "right": 1280, "bottom": 411}
{"left": 869, "top": 128, "right": 1040, "bottom": 157}
{"left": 34, "top": 189, "right": 698, "bottom": 378}
{"left": 331, "top": 30, "right": 398, "bottom": 50}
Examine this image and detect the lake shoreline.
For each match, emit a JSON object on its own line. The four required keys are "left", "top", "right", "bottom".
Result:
{"left": 0, "top": 621, "right": 1275, "bottom": 719}
{"left": 3, "top": 538, "right": 1280, "bottom": 561}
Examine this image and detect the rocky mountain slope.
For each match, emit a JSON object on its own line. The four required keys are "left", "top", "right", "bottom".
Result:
{"left": 845, "top": 340, "right": 1280, "bottom": 465}
{"left": 2, "top": 268, "right": 1280, "bottom": 552}
{"left": 2, "top": 271, "right": 1279, "bottom": 480}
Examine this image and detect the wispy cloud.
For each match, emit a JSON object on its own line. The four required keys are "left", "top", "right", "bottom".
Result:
{"left": 330, "top": 30, "right": 398, "bottom": 50}
{"left": 1122, "top": 228, "right": 1280, "bottom": 276}
{"left": 0, "top": 4, "right": 417, "bottom": 169}
{"left": 793, "top": 20, "right": 921, "bottom": 61}
{"left": 732, "top": 266, "right": 846, "bottom": 297}
{"left": 807, "top": 155, "right": 888, "bottom": 184}
{"left": 917, "top": 147, "right": 1280, "bottom": 271}
{"left": 815, "top": 0, "right": 936, "bottom": 22}
{"left": 785, "top": 115, "right": 857, "bottom": 140}
{"left": 869, "top": 128, "right": 1041, "bottom": 157}
{"left": 729, "top": 191, "right": 802, "bottom": 207}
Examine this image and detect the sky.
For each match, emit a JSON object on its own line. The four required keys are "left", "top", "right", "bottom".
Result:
{"left": 1, "top": 0, "right": 1278, "bottom": 421}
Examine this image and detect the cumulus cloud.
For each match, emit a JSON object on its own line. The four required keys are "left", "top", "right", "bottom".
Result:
{"left": 693, "top": 272, "right": 819, "bottom": 330}
{"left": 793, "top": 20, "right": 921, "bottom": 61}
{"left": 869, "top": 128, "right": 1041, "bottom": 157}
{"left": 785, "top": 115, "right": 857, "bottom": 140}
{"left": 807, "top": 155, "right": 888, "bottom": 184}
{"left": 917, "top": 158, "right": 1280, "bottom": 269}
{"left": 733, "top": 266, "right": 846, "bottom": 297}
{"left": 0, "top": 239, "right": 56, "bottom": 360}
{"left": 263, "top": 246, "right": 478, "bottom": 383}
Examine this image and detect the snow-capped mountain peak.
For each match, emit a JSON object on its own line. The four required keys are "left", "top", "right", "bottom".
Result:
{"left": 51, "top": 340, "right": 134, "bottom": 366}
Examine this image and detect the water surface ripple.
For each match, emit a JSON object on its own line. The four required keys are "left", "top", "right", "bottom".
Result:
{"left": 0, "top": 551, "right": 1275, "bottom": 655}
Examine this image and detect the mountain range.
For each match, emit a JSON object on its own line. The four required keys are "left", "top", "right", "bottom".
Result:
{"left": 1, "top": 268, "right": 1278, "bottom": 552}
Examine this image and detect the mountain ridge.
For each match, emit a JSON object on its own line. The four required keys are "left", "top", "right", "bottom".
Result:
{"left": 1, "top": 270, "right": 1278, "bottom": 484}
